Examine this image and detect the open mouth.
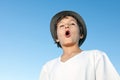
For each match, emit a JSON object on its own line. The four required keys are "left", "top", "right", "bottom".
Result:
{"left": 65, "top": 30, "right": 71, "bottom": 38}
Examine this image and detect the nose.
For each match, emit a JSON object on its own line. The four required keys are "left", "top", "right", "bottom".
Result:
{"left": 65, "top": 24, "right": 69, "bottom": 29}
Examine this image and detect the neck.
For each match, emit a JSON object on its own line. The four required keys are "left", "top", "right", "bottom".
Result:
{"left": 63, "top": 46, "right": 81, "bottom": 54}
{"left": 61, "top": 44, "right": 82, "bottom": 62}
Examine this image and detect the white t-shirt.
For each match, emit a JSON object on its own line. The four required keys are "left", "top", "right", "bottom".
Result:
{"left": 39, "top": 50, "right": 120, "bottom": 80}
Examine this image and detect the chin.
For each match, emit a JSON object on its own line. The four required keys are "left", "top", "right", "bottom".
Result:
{"left": 63, "top": 42, "right": 76, "bottom": 47}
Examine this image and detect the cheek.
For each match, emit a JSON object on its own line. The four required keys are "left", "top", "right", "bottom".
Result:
{"left": 72, "top": 28, "right": 80, "bottom": 39}
{"left": 57, "top": 29, "right": 64, "bottom": 39}
{"left": 73, "top": 26, "right": 80, "bottom": 34}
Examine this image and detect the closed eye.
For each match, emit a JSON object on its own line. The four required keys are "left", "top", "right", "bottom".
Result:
{"left": 70, "top": 23, "right": 76, "bottom": 26}
{"left": 71, "top": 23, "right": 75, "bottom": 25}
{"left": 59, "top": 25, "right": 64, "bottom": 28}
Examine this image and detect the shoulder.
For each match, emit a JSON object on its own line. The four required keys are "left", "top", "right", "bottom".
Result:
{"left": 83, "top": 49, "right": 108, "bottom": 61}
{"left": 42, "top": 57, "right": 59, "bottom": 71}
{"left": 84, "top": 49, "right": 107, "bottom": 56}
{"left": 45, "top": 58, "right": 59, "bottom": 66}
{"left": 83, "top": 50, "right": 111, "bottom": 67}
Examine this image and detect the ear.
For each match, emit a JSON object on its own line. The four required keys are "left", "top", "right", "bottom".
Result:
{"left": 56, "top": 39, "right": 60, "bottom": 42}
{"left": 80, "top": 34, "right": 84, "bottom": 39}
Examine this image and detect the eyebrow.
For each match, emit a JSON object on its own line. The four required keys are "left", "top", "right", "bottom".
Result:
{"left": 57, "top": 18, "right": 77, "bottom": 26}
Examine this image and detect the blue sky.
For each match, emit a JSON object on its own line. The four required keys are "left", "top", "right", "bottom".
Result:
{"left": 0, "top": 0, "right": 120, "bottom": 80}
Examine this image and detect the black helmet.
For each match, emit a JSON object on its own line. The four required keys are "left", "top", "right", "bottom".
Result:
{"left": 50, "top": 10, "right": 87, "bottom": 47}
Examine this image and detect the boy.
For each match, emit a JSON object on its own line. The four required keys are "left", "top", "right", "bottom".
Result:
{"left": 39, "top": 10, "right": 120, "bottom": 80}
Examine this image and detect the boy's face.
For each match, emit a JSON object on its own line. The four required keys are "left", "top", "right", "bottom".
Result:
{"left": 56, "top": 16, "right": 81, "bottom": 47}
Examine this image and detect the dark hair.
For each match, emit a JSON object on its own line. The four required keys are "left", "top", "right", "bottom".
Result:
{"left": 50, "top": 11, "right": 87, "bottom": 48}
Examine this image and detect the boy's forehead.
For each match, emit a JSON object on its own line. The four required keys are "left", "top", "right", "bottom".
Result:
{"left": 57, "top": 16, "right": 77, "bottom": 24}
